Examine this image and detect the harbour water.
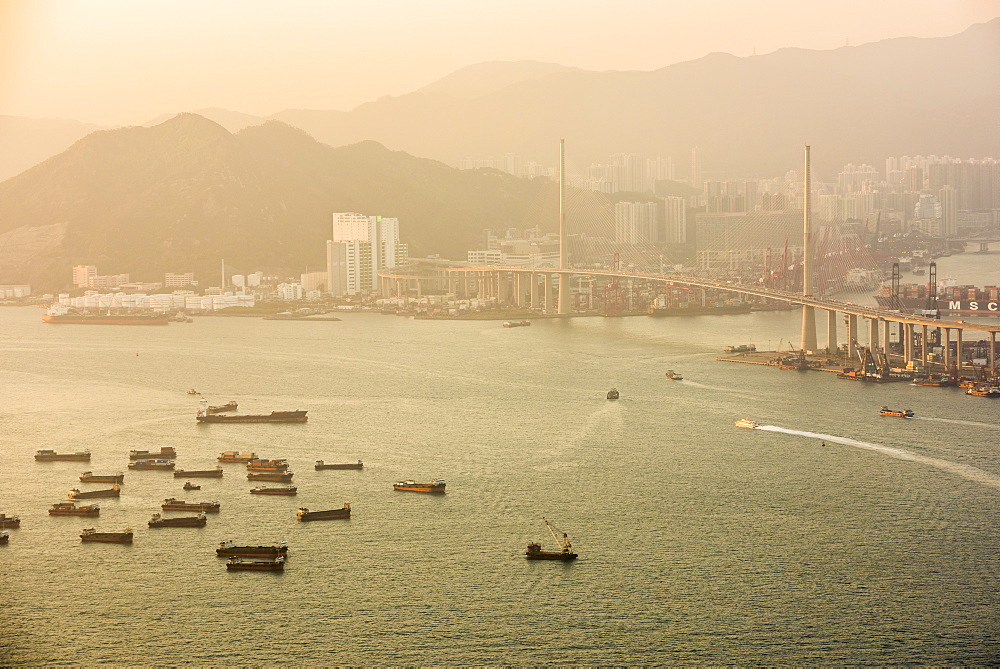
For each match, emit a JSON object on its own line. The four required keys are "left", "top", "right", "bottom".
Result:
{"left": 1, "top": 257, "right": 999, "bottom": 665}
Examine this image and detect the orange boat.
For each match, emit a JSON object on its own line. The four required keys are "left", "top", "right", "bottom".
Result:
{"left": 246, "top": 459, "right": 289, "bottom": 472}
{"left": 218, "top": 451, "right": 257, "bottom": 463}
{"left": 393, "top": 478, "right": 446, "bottom": 494}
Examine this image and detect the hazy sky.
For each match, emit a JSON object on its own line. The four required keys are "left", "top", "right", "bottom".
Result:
{"left": 1, "top": 0, "right": 997, "bottom": 125}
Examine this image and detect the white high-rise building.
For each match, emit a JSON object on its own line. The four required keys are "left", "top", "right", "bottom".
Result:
{"left": 328, "top": 213, "right": 406, "bottom": 296}
{"left": 663, "top": 197, "right": 687, "bottom": 244}
{"left": 614, "top": 201, "right": 658, "bottom": 244}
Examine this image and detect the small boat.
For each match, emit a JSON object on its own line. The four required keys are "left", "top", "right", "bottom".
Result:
{"left": 525, "top": 518, "right": 578, "bottom": 561}
{"left": 297, "top": 504, "right": 351, "bottom": 521}
{"left": 502, "top": 320, "right": 531, "bottom": 328}
{"left": 35, "top": 449, "right": 91, "bottom": 462}
{"left": 735, "top": 419, "right": 760, "bottom": 429}
{"left": 217, "top": 451, "right": 257, "bottom": 463}
{"left": 172, "top": 467, "right": 224, "bottom": 478}
{"left": 148, "top": 512, "right": 207, "bottom": 528}
{"left": 966, "top": 386, "right": 1000, "bottom": 398}
{"left": 206, "top": 401, "right": 239, "bottom": 414}
{"left": 0, "top": 530, "right": 8, "bottom": 544}
{"left": 182, "top": 481, "right": 201, "bottom": 491}
{"left": 250, "top": 486, "right": 298, "bottom": 495}
{"left": 79, "top": 471, "right": 125, "bottom": 484}
{"left": 216, "top": 540, "right": 288, "bottom": 558}
{"left": 161, "top": 498, "right": 221, "bottom": 512}
{"left": 226, "top": 556, "right": 285, "bottom": 571}
{"left": 68, "top": 484, "right": 121, "bottom": 499}
{"left": 128, "top": 447, "right": 176, "bottom": 460}
{"left": 247, "top": 471, "right": 294, "bottom": 482}
{"left": 664, "top": 370, "right": 683, "bottom": 381}
{"left": 186, "top": 389, "right": 198, "bottom": 395}
{"left": 49, "top": 502, "right": 100, "bottom": 516}
{"left": 246, "top": 459, "right": 289, "bottom": 472}
{"left": 393, "top": 479, "right": 446, "bottom": 494}
{"left": 315, "top": 460, "right": 364, "bottom": 470}
{"left": 879, "top": 406, "right": 914, "bottom": 418}
{"left": 128, "top": 459, "right": 175, "bottom": 470}
{"left": 606, "top": 388, "right": 619, "bottom": 400}
{"left": 80, "top": 528, "right": 133, "bottom": 543}
{"left": 0, "top": 514, "right": 21, "bottom": 528}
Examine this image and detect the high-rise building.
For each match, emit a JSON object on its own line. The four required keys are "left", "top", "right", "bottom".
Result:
{"left": 73, "top": 265, "right": 97, "bottom": 288}
{"left": 614, "top": 201, "right": 658, "bottom": 244}
{"left": 165, "top": 272, "right": 196, "bottom": 287}
{"left": 662, "top": 197, "right": 687, "bottom": 244}
{"left": 328, "top": 213, "right": 405, "bottom": 296}
{"left": 939, "top": 185, "right": 957, "bottom": 236}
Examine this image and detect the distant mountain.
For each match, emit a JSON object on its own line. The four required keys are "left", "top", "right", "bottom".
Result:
{"left": 0, "top": 114, "right": 609, "bottom": 291}
{"left": 268, "top": 19, "right": 1000, "bottom": 178}
{"left": 142, "top": 108, "right": 268, "bottom": 133}
{"left": 0, "top": 116, "right": 104, "bottom": 182}
{"left": 414, "top": 60, "right": 585, "bottom": 99}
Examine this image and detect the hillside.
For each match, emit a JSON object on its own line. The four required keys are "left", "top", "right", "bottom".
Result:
{"left": 0, "top": 114, "right": 609, "bottom": 290}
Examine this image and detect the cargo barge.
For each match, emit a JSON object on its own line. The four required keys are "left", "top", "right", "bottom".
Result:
{"left": 196, "top": 400, "right": 307, "bottom": 424}
{"left": 216, "top": 540, "right": 288, "bottom": 558}
{"left": 35, "top": 450, "right": 91, "bottom": 462}
{"left": 218, "top": 451, "right": 257, "bottom": 463}
{"left": 129, "top": 447, "right": 176, "bottom": 460}
{"left": 226, "top": 556, "right": 285, "bottom": 571}
{"left": 315, "top": 460, "right": 364, "bottom": 470}
{"left": 297, "top": 504, "right": 351, "bottom": 521}
{"left": 247, "top": 471, "right": 294, "bottom": 483}
{"left": 129, "top": 460, "right": 175, "bottom": 470}
{"left": 80, "top": 528, "right": 134, "bottom": 543}
{"left": 172, "top": 467, "right": 224, "bottom": 478}
{"left": 68, "top": 484, "right": 121, "bottom": 499}
{"left": 49, "top": 502, "right": 101, "bottom": 516}
{"left": 393, "top": 478, "right": 446, "bottom": 494}
{"left": 79, "top": 471, "right": 125, "bottom": 483}
{"left": 148, "top": 512, "right": 207, "bottom": 528}
{"left": 161, "top": 498, "right": 221, "bottom": 512}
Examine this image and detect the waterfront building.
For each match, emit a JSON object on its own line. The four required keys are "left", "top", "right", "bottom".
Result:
{"left": 164, "top": 272, "right": 196, "bottom": 287}
{"left": 327, "top": 213, "right": 406, "bottom": 297}
{"left": 73, "top": 265, "right": 96, "bottom": 288}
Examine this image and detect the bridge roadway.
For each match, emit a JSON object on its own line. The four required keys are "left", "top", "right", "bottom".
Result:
{"left": 378, "top": 264, "right": 999, "bottom": 374}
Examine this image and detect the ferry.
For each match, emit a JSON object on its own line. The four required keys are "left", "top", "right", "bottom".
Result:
{"left": 35, "top": 449, "right": 91, "bottom": 462}
{"left": 79, "top": 471, "right": 125, "bottom": 483}
{"left": 49, "top": 502, "right": 100, "bottom": 516}
{"left": 161, "top": 498, "right": 221, "bottom": 512}
{"left": 80, "top": 528, "right": 133, "bottom": 543}
{"left": 226, "top": 556, "right": 285, "bottom": 571}
{"left": 966, "top": 386, "right": 1000, "bottom": 398}
{"left": 216, "top": 540, "right": 288, "bottom": 558}
{"left": 879, "top": 406, "right": 914, "bottom": 418}
{"left": 607, "top": 388, "right": 619, "bottom": 400}
{"left": 525, "top": 519, "right": 578, "bottom": 561}
{"left": 250, "top": 486, "right": 298, "bottom": 495}
{"left": 315, "top": 460, "right": 364, "bottom": 470}
{"left": 297, "top": 504, "right": 351, "bottom": 521}
{"left": 735, "top": 419, "right": 760, "bottom": 429}
{"left": 68, "top": 484, "right": 121, "bottom": 499}
{"left": 393, "top": 479, "right": 446, "bottom": 494}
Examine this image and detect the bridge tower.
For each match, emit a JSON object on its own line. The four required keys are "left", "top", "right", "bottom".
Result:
{"left": 800, "top": 144, "right": 818, "bottom": 351}
{"left": 557, "top": 139, "right": 570, "bottom": 315}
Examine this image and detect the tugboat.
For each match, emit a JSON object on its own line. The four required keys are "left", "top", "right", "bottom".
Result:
{"left": 161, "top": 498, "right": 220, "bottom": 512}
{"left": 148, "top": 512, "right": 207, "bottom": 528}
{"left": 172, "top": 467, "right": 224, "bottom": 478}
{"left": 216, "top": 540, "right": 288, "bottom": 558}
{"left": 879, "top": 406, "right": 915, "bottom": 418}
{"left": 664, "top": 370, "right": 683, "bottom": 381}
{"left": 250, "top": 487, "right": 298, "bottom": 495}
{"left": 315, "top": 460, "right": 364, "bottom": 470}
{"left": 68, "top": 484, "right": 121, "bottom": 499}
{"left": 606, "top": 388, "right": 620, "bottom": 400}
{"left": 297, "top": 504, "right": 351, "bottom": 521}
{"left": 79, "top": 471, "right": 125, "bottom": 483}
{"left": 49, "top": 502, "right": 101, "bottom": 516}
{"left": 128, "top": 447, "right": 176, "bottom": 460}
{"left": 182, "top": 481, "right": 201, "bottom": 491}
{"left": 525, "top": 518, "right": 578, "bottom": 561}
{"left": 735, "top": 419, "right": 760, "bottom": 429}
{"left": 393, "top": 479, "right": 446, "bottom": 494}
{"left": 247, "top": 471, "right": 294, "bottom": 483}
{"left": 80, "top": 528, "right": 133, "bottom": 543}
{"left": 226, "top": 556, "right": 285, "bottom": 571}
{"left": 35, "top": 449, "right": 91, "bottom": 462}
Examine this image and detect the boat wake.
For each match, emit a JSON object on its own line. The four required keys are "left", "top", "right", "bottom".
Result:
{"left": 679, "top": 380, "right": 745, "bottom": 394}
{"left": 757, "top": 425, "right": 1000, "bottom": 490}
{"left": 913, "top": 416, "right": 1000, "bottom": 430}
